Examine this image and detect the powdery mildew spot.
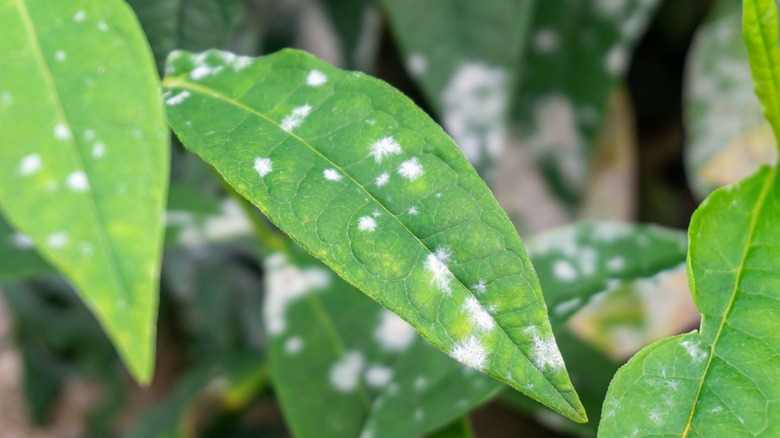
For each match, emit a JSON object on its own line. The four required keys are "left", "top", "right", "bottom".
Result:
{"left": 11, "top": 232, "right": 34, "bottom": 249}
{"left": 46, "top": 232, "right": 69, "bottom": 249}
{"left": 606, "top": 256, "right": 625, "bottom": 271}
{"left": 92, "top": 142, "right": 106, "bottom": 159}
{"left": 19, "top": 154, "right": 41, "bottom": 176}
{"left": 330, "top": 351, "right": 364, "bottom": 392}
{"left": 414, "top": 377, "right": 427, "bottom": 391}
{"left": 54, "top": 123, "right": 72, "bottom": 141}
{"left": 463, "top": 296, "right": 495, "bottom": 331}
{"left": 66, "top": 171, "right": 89, "bottom": 192}
{"left": 281, "top": 105, "right": 312, "bottom": 132}
{"left": 285, "top": 337, "right": 303, "bottom": 355}
{"left": 375, "top": 172, "right": 390, "bottom": 187}
{"left": 166, "top": 90, "right": 190, "bottom": 106}
{"left": 370, "top": 136, "right": 402, "bottom": 163}
{"left": 415, "top": 409, "right": 425, "bottom": 421}
{"left": 605, "top": 44, "right": 629, "bottom": 77}
{"left": 533, "top": 28, "right": 560, "bottom": 53}
{"left": 73, "top": 10, "right": 85, "bottom": 22}
{"left": 263, "top": 253, "right": 331, "bottom": 335}
{"left": 190, "top": 64, "right": 223, "bottom": 80}
{"left": 408, "top": 206, "right": 418, "bottom": 215}
{"left": 472, "top": 280, "right": 487, "bottom": 294}
{"left": 306, "top": 69, "right": 327, "bottom": 86}
{"left": 97, "top": 22, "right": 108, "bottom": 32}
{"left": 323, "top": 168, "right": 342, "bottom": 181}
{"left": 681, "top": 338, "right": 708, "bottom": 362}
{"left": 425, "top": 247, "right": 453, "bottom": 294}
{"left": 55, "top": 51, "right": 67, "bottom": 62}
{"left": 358, "top": 216, "right": 377, "bottom": 232}
{"left": 371, "top": 209, "right": 381, "bottom": 217}
{"left": 451, "top": 336, "right": 487, "bottom": 370}
{"left": 553, "top": 260, "right": 577, "bottom": 282}
{"left": 398, "top": 157, "right": 423, "bottom": 181}
{"left": 406, "top": 53, "right": 427, "bottom": 76}
{"left": 365, "top": 365, "right": 392, "bottom": 388}
{"left": 254, "top": 157, "right": 273, "bottom": 177}
{"left": 374, "top": 309, "right": 415, "bottom": 351}
{"left": 525, "top": 326, "right": 565, "bottom": 370}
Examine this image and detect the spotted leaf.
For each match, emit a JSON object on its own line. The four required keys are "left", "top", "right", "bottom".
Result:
{"left": 0, "top": 0, "right": 169, "bottom": 382}
{"left": 163, "top": 48, "right": 586, "bottom": 421}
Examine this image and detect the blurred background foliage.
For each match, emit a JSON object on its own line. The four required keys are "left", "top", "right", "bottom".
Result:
{"left": 0, "top": 0, "right": 767, "bottom": 436}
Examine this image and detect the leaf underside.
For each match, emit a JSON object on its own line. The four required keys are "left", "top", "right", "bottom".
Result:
{"left": 162, "top": 48, "right": 586, "bottom": 421}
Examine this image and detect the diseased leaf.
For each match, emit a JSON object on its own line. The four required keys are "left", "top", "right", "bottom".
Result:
{"left": 264, "top": 248, "right": 501, "bottom": 438}
{"left": 0, "top": 0, "right": 169, "bottom": 382}
{"left": 163, "top": 48, "right": 586, "bottom": 421}
{"left": 684, "top": 0, "right": 777, "bottom": 198}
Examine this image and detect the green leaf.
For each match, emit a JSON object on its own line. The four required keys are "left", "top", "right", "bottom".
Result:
{"left": 162, "top": 48, "right": 586, "bottom": 422}
{"left": 744, "top": 0, "right": 780, "bottom": 144}
{"left": 426, "top": 416, "right": 473, "bottom": 438}
{"left": 600, "top": 165, "right": 780, "bottom": 436}
{"left": 0, "top": 0, "right": 169, "bottom": 382}
{"left": 126, "top": 0, "right": 246, "bottom": 71}
{"left": 0, "top": 213, "right": 53, "bottom": 282}
{"left": 265, "top": 248, "right": 501, "bottom": 438}
{"left": 320, "top": 0, "right": 381, "bottom": 71}
{"left": 685, "top": 0, "right": 777, "bottom": 198}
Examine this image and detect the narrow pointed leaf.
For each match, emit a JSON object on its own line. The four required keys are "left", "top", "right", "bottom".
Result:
{"left": 0, "top": 0, "right": 169, "bottom": 382}
{"left": 264, "top": 248, "right": 501, "bottom": 438}
{"left": 163, "top": 48, "right": 586, "bottom": 421}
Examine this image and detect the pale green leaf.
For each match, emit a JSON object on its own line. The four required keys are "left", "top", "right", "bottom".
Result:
{"left": 744, "top": 0, "right": 780, "bottom": 143}
{"left": 162, "top": 48, "right": 586, "bottom": 421}
{"left": 599, "top": 166, "right": 780, "bottom": 436}
{"left": 0, "top": 0, "right": 169, "bottom": 382}
{"left": 265, "top": 248, "right": 501, "bottom": 438}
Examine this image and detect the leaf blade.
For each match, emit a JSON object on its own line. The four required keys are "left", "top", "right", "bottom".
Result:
{"left": 744, "top": 0, "right": 780, "bottom": 144}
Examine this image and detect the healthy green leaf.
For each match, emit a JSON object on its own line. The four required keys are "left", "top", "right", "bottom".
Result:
{"left": 264, "top": 248, "right": 501, "bottom": 438}
{"left": 685, "top": 0, "right": 777, "bottom": 198}
{"left": 162, "top": 48, "right": 586, "bottom": 421}
{"left": 599, "top": 167, "right": 780, "bottom": 436}
{"left": 0, "top": 0, "right": 169, "bottom": 382}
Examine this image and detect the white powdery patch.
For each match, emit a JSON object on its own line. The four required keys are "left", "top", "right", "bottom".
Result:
{"left": 66, "top": 171, "right": 89, "bottom": 192}
{"left": 681, "top": 338, "right": 708, "bottom": 363}
{"left": 54, "top": 123, "right": 72, "bottom": 141}
{"left": 375, "top": 172, "right": 390, "bottom": 187}
{"left": 263, "top": 253, "right": 332, "bottom": 335}
{"left": 406, "top": 53, "right": 427, "bottom": 76}
{"left": 166, "top": 90, "right": 190, "bottom": 106}
{"left": 553, "top": 260, "right": 577, "bottom": 282}
{"left": 358, "top": 216, "right": 377, "bottom": 232}
{"left": 11, "top": 232, "right": 34, "bottom": 249}
{"left": 46, "top": 232, "right": 69, "bottom": 249}
{"left": 374, "top": 309, "right": 415, "bottom": 351}
{"left": 442, "top": 62, "right": 508, "bottom": 164}
{"left": 306, "top": 69, "right": 327, "bottom": 86}
{"left": 323, "top": 168, "right": 342, "bottom": 181}
{"left": 451, "top": 336, "right": 487, "bottom": 370}
{"left": 533, "top": 28, "right": 560, "bottom": 54}
{"left": 92, "top": 141, "right": 106, "bottom": 159}
{"left": 97, "top": 21, "right": 108, "bottom": 32}
{"left": 369, "top": 136, "right": 402, "bottom": 163}
{"left": 330, "top": 351, "right": 365, "bottom": 392}
{"left": 407, "top": 206, "right": 418, "bottom": 215}
{"left": 606, "top": 256, "right": 625, "bottom": 271}
{"left": 463, "top": 296, "right": 495, "bottom": 331}
{"left": 365, "top": 365, "right": 393, "bottom": 388}
{"left": 284, "top": 337, "right": 304, "bottom": 355}
{"left": 398, "top": 157, "right": 423, "bottom": 181}
{"left": 281, "top": 105, "right": 312, "bottom": 132}
{"left": 425, "top": 247, "right": 453, "bottom": 294}
{"left": 19, "top": 154, "right": 41, "bottom": 176}
{"left": 525, "top": 326, "right": 565, "bottom": 370}
{"left": 472, "top": 280, "right": 487, "bottom": 294}
{"left": 190, "top": 63, "right": 224, "bottom": 80}
{"left": 414, "top": 377, "right": 427, "bottom": 391}
{"left": 73, "top": 10, "right": 85, "bottom": 22}
{"left": 254, "top": 157, "right": 273, "bottom": 177}
{"left": 55, "top": 51, "right": 67, "bottom": 62}
{"left": 604, "top": 44, "right": 629, "bottom": 77}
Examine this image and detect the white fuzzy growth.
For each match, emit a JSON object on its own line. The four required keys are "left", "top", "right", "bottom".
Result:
{"left": 281, "top": 105, "right": 312, "bottom": 132}
{"left": 330, "top": 351, "right": 364, "bottom": 392}
{"left": 472, "top": 280, "right": 487, "bottom": 294}
{"left": 306, "top": 69, "right": 327, "bottom": 86}
{"left": 553, "top": 260, "right": 577, "bottom": 282}
{"left": 284, "top": 337, "right": 303, "bottom": 355}
{"left": 92, "top": 142, "right": 106, "bottom": 159}
{"left": 370, "top": 136, "right": 402, "bottom": 163}
{"left": 451, "top": 336, "right": 487, "bottom": 370}
{"left": 19, "top": 154, "right": 41, "bottom": 176}
{"left": 73, "top": 10, "right": 85, "bottom": 22}
{"left": 398, "top": 157, "right": 424, "bottom": 181}
{"left": 681, "top": 338, "right": 708, "bottom": 363}
{"left": 190, "top": 64, "right": 223, "bottom": 80}
{"left": 323, "top": 168, "right": 342, "bottom": 181}
{"left": 408, "top": 206, "right": 418, "bottom": 215}
{"left": 11, "top": 232, "right": 34, "bottom": 249}
{"left": 525, "top": 326, "right": 565, "bottom": 370}
{"left": 254, "top": 157, "right": 273, "bottom": 177}
{"left": 263, "top": 253, "right": 331, "bottom": 335}
{"left": 166, "top": 91, "right": 190, "bottom": 106}
{"left": 365, "top": 365, "right": 393, "bottom": 388}
{"left": 606, "top": 256, "right": 625, "bottom": 271}
{"left": 605, "top": 45, "right": 629, "bottom": 77}
{"left": 425, "top": 247, "right": 453, "bottom": 293}
{"left": 533, "top": 29, "right": 559, "bottom": 54}
{"left": 46, "top": 232, "right": 69, "bottom": 249}
{"left": 375, "top": 172, "right": 390, "bottom": 187}
{"left": 66, "top": 171, "right": 89, "bottom": 192}
{"left": 374, "top": 309, "right": 415, "bottom": 351}
{"left": 55, "top": 51, "right": 66, "bottom": 62}
{"left": 406, "top": 53, "right": 427, "bottom": 76}
{"left": 463, "top": 296, "right": 495, "bottom": 331}
{"left": 54, "top": 123, "right": 71, "bottom": 141}
{"left": 358, "top": 216, "right": 377, "bottom": 232}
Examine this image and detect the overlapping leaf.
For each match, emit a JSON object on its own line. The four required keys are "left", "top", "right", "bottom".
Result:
{"left": 0, "top": 0, "right": 169, "bottom": 382}
{"left": 162, "top": 48, "right": 586, "bottom": 421}
{"left": 264, "top": 248, "right": 500, "bottom": 438}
